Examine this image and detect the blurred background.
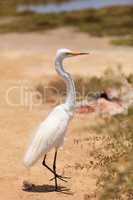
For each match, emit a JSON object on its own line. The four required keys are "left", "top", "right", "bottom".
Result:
{"left": 0, "top": 1, "right": 133, "bottom": 200}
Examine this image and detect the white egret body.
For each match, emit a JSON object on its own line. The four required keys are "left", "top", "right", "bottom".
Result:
{"left": 23, "top": 49, "right": 88, "bottom": 190}
{"left": 24, "top": 104, "right": 72, "bottom": 167}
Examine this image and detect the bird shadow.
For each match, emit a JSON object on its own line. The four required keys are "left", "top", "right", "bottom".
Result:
{"left": 22, "top": 181, "right": 73, "bottom": 195}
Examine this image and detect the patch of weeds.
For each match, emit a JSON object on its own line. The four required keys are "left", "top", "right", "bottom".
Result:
{"left": 111, "top": 37, "right": 133, "bottom": 46}
{"left": 93, "top": 111, "right": 133, "bottom": 199}
{"left": 0, "top": 5, "right": 133, "bottom": 46}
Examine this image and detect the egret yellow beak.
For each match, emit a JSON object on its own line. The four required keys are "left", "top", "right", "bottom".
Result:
{"left": 70, "top": 52, "right": 89, "bottom": 56}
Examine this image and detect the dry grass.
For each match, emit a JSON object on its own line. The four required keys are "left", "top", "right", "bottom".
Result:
{"left": 127, "top": 74, "right": 133, "bottom": 85}
{"left": 0, "top": 5, "right": 133, "bottom": 46}
{"left": 35, "top": 65, "right": 130, "bottom": 104}
{"left": 92, "top": 111, "right": 133, "bottom": 200}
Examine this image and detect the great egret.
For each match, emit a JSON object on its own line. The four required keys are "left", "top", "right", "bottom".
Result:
{"left": 23, "top": 48, "right": 89, "bottom": 191}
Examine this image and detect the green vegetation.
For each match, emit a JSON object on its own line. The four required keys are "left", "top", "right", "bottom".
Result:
{"left": 0, "top": 5, "right": 133, "bottom": 45}
{"left": 0, "top": 2, "right": 133, "bottom": 45}
{"left": 111, "top": 37, "right": 133, "bottom": 46}
{"left": 0, "top": 0, "right": 69, "bottom": 16}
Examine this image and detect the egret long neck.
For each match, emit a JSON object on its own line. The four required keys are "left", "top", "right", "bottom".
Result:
{"left": 55, "top": 59, "right": 76, "bottom": 111}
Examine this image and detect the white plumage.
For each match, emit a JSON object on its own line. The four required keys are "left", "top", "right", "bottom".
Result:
{"left": 24, "top": 104, "right": 72, "bottom": 167}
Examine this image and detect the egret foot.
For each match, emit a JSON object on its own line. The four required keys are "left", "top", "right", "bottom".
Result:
{"left": 50, "top": 174, "right": 70, "bottom": 182}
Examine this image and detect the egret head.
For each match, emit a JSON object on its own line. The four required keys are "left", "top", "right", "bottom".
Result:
{"left": 56, "top": 48, "right": 89, "bottom": 61}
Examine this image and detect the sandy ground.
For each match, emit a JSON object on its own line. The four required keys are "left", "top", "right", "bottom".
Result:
{"left": 0, "top": 27, "right": 133, "bottom": 200}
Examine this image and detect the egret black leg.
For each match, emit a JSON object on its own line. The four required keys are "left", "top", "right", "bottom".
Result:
{"left": 42, "top": 155, "right": 55, "bottom": 175}
{"left": 42, "top": 154, "right": 67, "bottom": 182}
{"left": 53, "top": 150, "right": 58, "bottom": 191}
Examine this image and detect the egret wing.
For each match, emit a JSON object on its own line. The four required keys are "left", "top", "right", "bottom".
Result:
{"left": 24, "top": 106, "right": 70, "bottom": 167}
